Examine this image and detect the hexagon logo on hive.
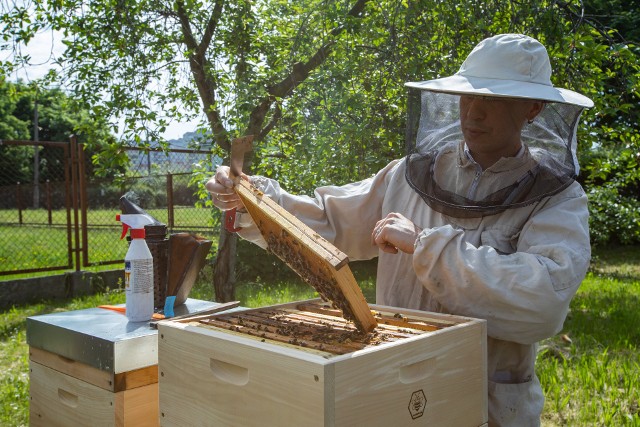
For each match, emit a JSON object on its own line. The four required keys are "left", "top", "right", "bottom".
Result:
{"left": 408, "top": 389, "right": 427, "bottom": 419}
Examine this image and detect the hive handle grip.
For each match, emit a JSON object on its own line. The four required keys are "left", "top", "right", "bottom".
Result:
{"left": 56, "top": 354, "right": 76, "bottom": 365}
{"left": 210, "top": 358, "right": 249, "bottom": 386}
{"left": 57, "top": 388, "right": 79, "bottom": 408}
{"left": 399, "top": 356, "right": 437, "bottom": 384}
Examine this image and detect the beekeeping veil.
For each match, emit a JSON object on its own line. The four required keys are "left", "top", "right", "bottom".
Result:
{"left": 404, "top": 34, "right": 594, "bottom": 218}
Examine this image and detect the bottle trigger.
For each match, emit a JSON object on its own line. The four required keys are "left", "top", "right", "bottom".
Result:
{"left": 120, "top": 224, "right": 130, "bottom": 240}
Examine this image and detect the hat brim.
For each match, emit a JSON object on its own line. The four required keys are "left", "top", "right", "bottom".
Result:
{"left": 405, "top": 75, "right": 594, "bottom": 108}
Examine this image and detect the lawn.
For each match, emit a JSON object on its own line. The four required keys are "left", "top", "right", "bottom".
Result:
{"left": 538, "top": 247, "right": 640, "bottom": 426}
{"left": 0, "top": 246, "right": 638, "bottom": 426}
{"left": 0, "top": 207, "right": 218, "bottom": 278}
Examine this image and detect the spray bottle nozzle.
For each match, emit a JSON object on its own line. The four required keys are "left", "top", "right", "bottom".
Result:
{"left": 116, "top": 214, "right": 156, "bottom": 240}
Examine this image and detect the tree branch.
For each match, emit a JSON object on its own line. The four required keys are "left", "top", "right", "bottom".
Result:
{"left": 197, "top": 0, "right": 224, "bottom": 58}
{"left": 267, "top": 0, "right": 369, "bottom": 99}
{"left": 175, "top": 0, "right": 229, "bottom": 150}
{"left": 174, "top": 0, "right": 198, "bottom": 52}
{"left": 257, "top": 102, "right": 282, "bottom": 141}
{"left": 247, "top": 0, "right": 371, "bottom": 138}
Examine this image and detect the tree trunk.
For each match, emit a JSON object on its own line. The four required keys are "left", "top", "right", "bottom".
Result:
{"left": 176, "top": 0, "right": 372, "bottom": 303}
{"left": 213, "top": 226, "right": 237, "bottom": 302}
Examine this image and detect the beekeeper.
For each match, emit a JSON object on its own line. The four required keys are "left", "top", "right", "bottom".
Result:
{"left": 207, "top": 34, "right": 593, "bottom": 426}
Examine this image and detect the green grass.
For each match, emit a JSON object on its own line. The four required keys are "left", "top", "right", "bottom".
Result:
{"left": 0, "top": 207, "right": 218, "bottom": 279}
{"left": 538, "top": 246, "right": 640, "bottom": 426}
{"left": 0, "top": 247, "right": 638, "bottom": 426}
{"left": 0, "top": 207, "right": 214, "bottom": 228}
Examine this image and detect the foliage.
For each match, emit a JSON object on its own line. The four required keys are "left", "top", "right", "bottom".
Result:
{"left": 583, "top": 0, "right": 640, "bottom": 44}
{"left": 2, "top": 0, "right": 371, "bottom": 153}
{"left": 0, "top": 145, "right": 32, "bottom": 186}
{"left": 587, "top": 186, "right": 640, "bottom": 246}
{"left": 0, "top": 81, "right": 30, "bottom": 139}
{"left": 0, "top": 80, "right": 120, "bottom": 184}
{"left": 0, "top": 81, "right": 34, "bottom": 186}
{"left": 564, "top": 3, "right": 640, "bottom": 246}
{"left": 583, "top": 144, "right": 640, "bottom": 245}
{"left": 2, "top": 1, "right": 639, "bottom": 261}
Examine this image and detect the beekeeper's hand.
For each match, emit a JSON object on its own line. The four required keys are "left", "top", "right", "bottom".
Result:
{"left": 371, "top": 212, "right": 422, "bottom": 254}
{"left": 205, "top": 166, "right": 247, "bottom": 211}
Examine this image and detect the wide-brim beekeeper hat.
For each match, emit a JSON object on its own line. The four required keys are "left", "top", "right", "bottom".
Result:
{"left": 405, "top": 33, "right": 593, "bottom": 108}
{"left": 402, "top": 34, "right": 594, "bottom": 218}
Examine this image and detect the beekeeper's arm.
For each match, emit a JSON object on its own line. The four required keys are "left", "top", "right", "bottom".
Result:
{"left": 205, "top": 161, "right": 401, "bottom": 260}
{"left": 412, "top": 185, "right": 591, "bottom": 344}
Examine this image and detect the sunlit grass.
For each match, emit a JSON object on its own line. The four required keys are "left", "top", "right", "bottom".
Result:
{"left": 538, "top": 245, "right": 640, "bottom": 426}
{"left": 0, "top": 247, "right": 638, "bottom": 426}
{"left": 0, "top": 207, "right": 218, "bottom": 279}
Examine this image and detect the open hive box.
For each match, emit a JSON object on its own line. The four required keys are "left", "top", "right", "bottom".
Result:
{"left": 157, "top": 138, "right": 487, "bottom": 426}
{"left": 158, "top": 300, "right": 487, "bottom": 426}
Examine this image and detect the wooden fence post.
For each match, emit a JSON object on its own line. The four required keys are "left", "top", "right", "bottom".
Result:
{"left": 167, "top": 172, "right": 175, "bottom": 229}
{"left": 70, "top": 135, "right": 81, "bottom": 271}
{"left": 16, "top": 182, "right": 23, "bottom": 225}
{"left": 46, "top": 179, "right": 52, "bottom": 225}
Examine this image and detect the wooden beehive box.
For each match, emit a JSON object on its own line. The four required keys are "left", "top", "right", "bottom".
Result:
{"left": 29, "top": 347, "right": 158, "bottom": 427}
{"left": 27, "top": 307, "right": 161, "bottom": 427}
{"left": 158, "top": 300, "right": 488, "bottom": 426}
{"left": 26, "top": 299, "right": 220, "bottom": 427}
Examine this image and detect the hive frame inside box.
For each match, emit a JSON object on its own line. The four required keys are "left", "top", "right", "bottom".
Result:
{"left": 158, "top": 299, "right": 488, "bottom": 427}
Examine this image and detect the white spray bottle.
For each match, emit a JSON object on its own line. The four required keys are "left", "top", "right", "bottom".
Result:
{"left": 116, "top": 213, "right": 156, "bottom": 322}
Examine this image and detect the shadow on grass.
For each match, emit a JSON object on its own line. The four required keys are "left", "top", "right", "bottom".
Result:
{"left": 566, "top": 284, "right": 640, "bottom": 350}
{"left": 589, "top": 244, "right": 640, "bottom": 282}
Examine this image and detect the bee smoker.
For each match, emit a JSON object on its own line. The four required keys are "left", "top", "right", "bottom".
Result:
{"left": 119, "top": 196, "right": 213, "bottom": 313}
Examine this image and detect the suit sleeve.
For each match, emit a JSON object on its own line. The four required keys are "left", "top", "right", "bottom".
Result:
{"left": 235, "top": 160, "right": 402, "bottom": 260}
{"left": 412, "top": 186, "right": 591, "bottom": 344}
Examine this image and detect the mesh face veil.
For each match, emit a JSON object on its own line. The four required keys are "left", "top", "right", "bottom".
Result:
{"left": 402, "top": 34, "right": 592, "bottom": 218}
{"left": 404, "top": 90, "right": 586, "bottom": 218}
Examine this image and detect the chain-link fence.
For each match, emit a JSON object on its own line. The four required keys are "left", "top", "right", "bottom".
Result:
{"left": 0, "top": 138, "right": 217, "bottom": 278}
